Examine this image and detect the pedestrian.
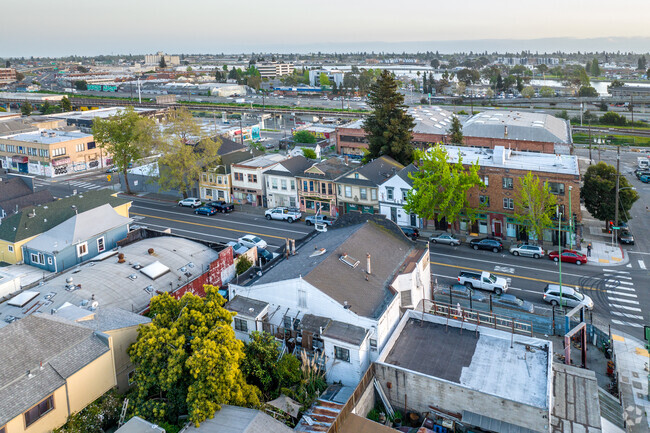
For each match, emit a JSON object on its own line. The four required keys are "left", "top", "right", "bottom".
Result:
{"left": 587, "top": 243, "right": 592, "bottom": 257}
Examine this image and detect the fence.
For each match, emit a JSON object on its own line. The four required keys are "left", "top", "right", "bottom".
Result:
{"left": 327, "top": 363, "right": 375, "bottom": 433}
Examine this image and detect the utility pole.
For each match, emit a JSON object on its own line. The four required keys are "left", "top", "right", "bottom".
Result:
{"left": 614, "top": 144, "right": 621, "bottom": 231}
{"left": 568, "top": 186, "right": 573, "bottom": 250}
{"left": 631, "top": 95, "right": 634, "bottom": 124}
{"left": 588, "top": 119, "right": 592, "bottom": 165}
{"left": 557, "top": 206, "right": 563, "bottom": 307}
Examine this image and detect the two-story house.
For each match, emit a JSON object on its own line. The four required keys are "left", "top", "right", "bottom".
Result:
{"left": 227, "top": 216, "right": 431, "bottom": 386}
{"left": 336, "top": 155, "right": 403, "bottom": 215}
{"left": 296, "top": 157, "right": 354, "bottom": 217}
{"left": 231, "top": 154, "right": 287, "bottom": 207}
{"left": 265, "top": 156, "right": 313, "bottom": 209}
{"left": 199, "top": 141, "right": 260, "bottom": 203}
{"left": 379, "top": 163, "right": 422, "bottom": 228}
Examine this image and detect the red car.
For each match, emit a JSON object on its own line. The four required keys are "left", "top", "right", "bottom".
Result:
{"left": 548, "top": 249, "right": 588, "bottom": 265}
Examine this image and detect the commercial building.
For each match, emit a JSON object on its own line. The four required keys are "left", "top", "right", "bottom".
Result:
{"left": 198, "top": 137, "right": 252, "bottom": 204}
{"left": 378, "top": 163, "right": 421, "bottom": 227}
{"left": 144, "top": 52, "right": 180, "bottom": 66}
{"left": 0, "top": 68, "right": 17, "bottom": 84}
{"left": 296, "top": 157, "right": 354, "bottom": 217}
{"left": 256, "top": 62, "right": 294, "bottom": 78}
{"left": 47, "top": 107, "right": 162, "bottom": 134}
{"left": 264, "top": 156, "right": 313, "bottom": 209}
{"left": 0, "top": 115, "right": 65, "bottom": 137}
{"left": 0, "top": 129, "right": 108, "bottom": 177}
{"left": 231, "top": 154, "right": 287, "bottom": 207}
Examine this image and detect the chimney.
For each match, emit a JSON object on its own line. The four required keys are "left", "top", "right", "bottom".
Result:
{"left": 366, "top": 253, "right": 371, "bottom": 275}
{"left": 344, "top": 155, "right": 349, "bottom": 165}
{"left": 504, "top": 125, "right": 508, "bottom": 138}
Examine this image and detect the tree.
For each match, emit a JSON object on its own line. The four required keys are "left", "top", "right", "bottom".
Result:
{"left": 241, "top": 331, "right": 301, "bottom": 400}
{"left": 92, "top": 107, "right": 157, "bottom": 195}
{"left": 362, "top": 70, "right": 415, "bottom": 165}
{"left": 302, "top": 148, "right": 317, "bottom": 159}
{"left": 40, "top": 100, "right": 51, "bottom": 114}
{"left": 456, "top": 68, "right": 480, "bottom": 86}
{"left": 159, "top": 56, "right": 166, "bottom": 68}
{"left": 539, "top": 86, "right": 555, "bottom": 98}
{"left": 578, "top": 86, "right": 598, "bottom": 97}
{"left": 590, "top": 58, "right": 600, "bottom": 76}
{"left": 404, "top": 145, "right": 483, "bottom": 226}
{"left": 60, "top": 96, "right": 72, "bottom": 112}
{"left": 128, "top": 286, "right": 260, "bottom": 427}
{"left": 608, "top": 79, "right": 625, "bottom": 89}
{"left": 600, "top": 111, "right": 627, "bottom": 126}
{"left": 496, "top": 74, "right": 504, "bottom": 92}
{"left": 447, "top": 115, "right": 463, "bottom": 144}
{"left": 585, "top": 60, "right": 591, "bottom": 75}
{"left": 513, "top": 172, "right": 557, "bottom": 243}
{"left": 156, "top": 108, "right": 222, "bottom": 198}
{"left": 581, "top": 162, "right": 639, "bottom": 223}
{"left": 20, "top": 101, "right": 32, "bottom": 116}
{"left": 15, "top": 71, "right": 25, "bottom": 81}
{"left": 536, "top": 64, "right": 549, "bottom": 74}
{"left": 74, "top": 80, "right": 87, "bottom": 91}
{"left": 246, "top": 75, "right": 261, "bottom": 90}
{"left": 293, "top": 130, "right": 317, "bottom": 144}
{"left": 521, "top": 86, "right": 535, "bottom": 99}
{"left": 638, "top": 56, "right": 647, "bottom": 71}
{"left": 430, "top": 59, "right": 440, "bottom": 69}
{"left": 319, "top": 72, "right": 330, "bottom": 87}
{"left": 236, "top": 256, "right": 252, "bottom": 275}
{"left": 5, "top": 60, "right": 9, "bottom": 68}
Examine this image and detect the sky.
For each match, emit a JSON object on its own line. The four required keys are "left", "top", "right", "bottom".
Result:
{"left": 2, "top": 0, "right": 650, "bottom": 57}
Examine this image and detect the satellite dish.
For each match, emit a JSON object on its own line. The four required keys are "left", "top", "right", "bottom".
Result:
{"left": 91, "top": 301, "right": 99, "bottom": 309}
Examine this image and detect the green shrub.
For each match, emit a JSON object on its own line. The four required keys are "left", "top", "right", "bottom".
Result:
{"left": 236, "top": 256, "right": 252, "bottom": 275}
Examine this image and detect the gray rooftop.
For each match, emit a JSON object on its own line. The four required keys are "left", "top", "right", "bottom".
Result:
{"left": 232, "top": 153, "right": 286, "bottom": 169}
{"left": 0, "top": 236, "right": 219, "bottom": 327}
{"left": 0, "top": 314, "right": 110, "bottom": 425}
{"left": 225, "top": 296, "right": 268, "bottom": 318}
{"left": 47, "top": 106, "right": 156, "bottom": 121}
{"left": 338, "top": 155, "right": 404, "bottom": 187}
{"left": 264, "top": 155, "right": 314, "bottom": 177}
{"left": 5, "top": 129, "right": 91, "bottom": 144}
{"left": 116, "top": 416, "right": 166, "bottom": 433}
{"left": 186, "top": 405, "right": 293, "bottom": 433}
{"left": 463, "top": 110, "right": 571, "bottom": 143}
{"left": 53, "top": 305, "right": 151, "bottom": 332}
{"left": 322, "top": 320, "right": 367, "bottom": 346}
{"left": 551, "top": 363, "right": 602, "bottom": 433}
{"left": 341, "top": 106, "right": 454, "bottom": 136}
{"left": 396, "top": 163, "right": 418, "bottom": 187}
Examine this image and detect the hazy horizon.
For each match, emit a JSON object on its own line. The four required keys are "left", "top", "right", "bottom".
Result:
{"left": 2, "top": 0, "right": 649, "bottom": 57}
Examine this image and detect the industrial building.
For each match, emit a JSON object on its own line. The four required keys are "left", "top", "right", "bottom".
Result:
{"left": 256, "top": 62, "right": 295, "bottom": 78}
{"left": 144, "top": 51, "right": 180, "bottom": 66}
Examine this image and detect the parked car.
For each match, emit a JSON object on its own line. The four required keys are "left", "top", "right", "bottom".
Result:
{"left": 227, "top": 241, "right": 249, "bottom": 257}
{"left": 436, "top": 284, "right": 487, "bottom": 302}
{"left": 305, "top": 215, "right": 335, "bottom": 226}
{"left": 106, "top": 166, "right": 119, "bottom": 173}
{"left": 640, "top": 175, "right": 650, "bottom": 183}
{"left": 257, "top": 247, "right": 274, "bottom": 264}
{"left": 429, "top": 233, "right": 461, "bottom": 246}
{"left": 194, "top": 206, "right": 217, "bottom": 216}
{"left": 206, "top": 201, "right": 235, "bottom": 213}
{"left": 178, "top": 197, "right": 202, "bottom": 208}
{"left": 469, "top": 238, "right": 503, "bottom": 253}
{"left": 399, "top": 226, "right": 420, "bottom": 241}
{"left": 618, "top": 229, "right": 635, "bottom": 245}
{"left": 457, "top": 270, "right": 508, "bottom": 295}
{"left": 493, "top": 294, "right": 535, "bottom": 313}
{"left": 548, "top": 249, "right": 588, "bottom": 265}
{"left": 265, "top": 207, "right": 302, "bottom": 223}
{"left": 509, "top": 243, "right": 544, "bottom": 259}
{"left": 238, "top": 234, "right": 267, "bottom": 249}
{"left": 543, "top": 284, "right": 594, "bottom": 310}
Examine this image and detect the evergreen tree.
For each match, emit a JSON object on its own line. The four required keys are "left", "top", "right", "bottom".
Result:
{"left": 638, "top": 56, "right": 647, "bottom": 71}
{"left": 60, "top": 96, "right": 72, "bottom": 112}
{"left": 448, "top": 116, "right": 463, "bottom": 144}
{"left": 159, "top": 56, "right": 166, "bottom": 68}
{"left": 20, "top": 101, "right": 32, "bottom": 116}
{"left": 590, "top": 58, "right": 600, "bottom": 76}
{"left": 362, "top": 70, "right": 416, "bottom": 165}
{"left": 422, "top": 72, "right": 428, "bottom": 94}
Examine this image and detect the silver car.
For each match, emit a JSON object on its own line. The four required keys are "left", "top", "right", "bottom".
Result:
{"left": 509, "top": 243, "right": 544, "bottom": 259}
{"left": 430, "top": 233, "right": 461, "bottom": 246}
{"left": 543, "top": 285, "right": 594, "bottom": 310}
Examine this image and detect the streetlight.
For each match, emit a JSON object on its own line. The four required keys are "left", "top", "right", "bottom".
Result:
{"left": 568, "top": 186, "right": 573, "bottom": 250}
{"left": 612, "top": 186, "right": 636, "bottom": 246}
{"left": 557, "top": 205, "right": 563, "bottom": 307}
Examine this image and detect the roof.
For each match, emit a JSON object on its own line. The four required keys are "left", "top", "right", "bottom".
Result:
{"left": 232, "top": 153, "right": 286, "bottom": 169}
{"left": 338, "top": 155, "right": 403, "bottom": 187}
{"left": 186, "top": 405, "right": 293, "bottom": 433}
{"left": 217, "top": 136, "right": 246, "bottom": 155}
{"left": 322, "top": 320, "right": 367, "bottom": 346}
{"left": 396, "top": 163, "right": 418, "bottom": 187}
{"left": 265, "top": 155, "right": 314, "bottom": 177}
{"left": 0, "top": 190, "right": 131, "bottom": 243}
{"left": 225, "top": 296, "right": 268, "bottom": 319}
{"left": 47, "top": 106, "right": 156, "bottom": 121}
{"left": 0, "top": 314, "right": 110, "bottom": 425}
{"left": 0, "top": 177, "right": 32, "bottom": 201}
{"left": 53, "top": 305, "right": 151, "bottom": 332}
{"left": 4, "top": 129, "right": 91, "bottom": 144}
{"left": 444, "top": 145, "right": 579, "bottom": 176}
{"left": 299, "top": 157, "right": 354, "bottom": 181}
{"left": 338, "top": 414, "right": 396, "bottom": 433}
{"left": 0, "top": 190, "right": 55, "bottom": 217}
{"left": 339, "top": 106, "right": 454, "bottom": 136}
{"left": 116, "top": 416, "right": 166, "bottom": 433}
{"left": 463, "top": 110, "right": 571, "bottom": 143}
{"left": 551, "top": 363, "right": 602, "bottom": 433}
{"left": 24, "top": 204, "right": 133, "bottom": 254}
{"left": 0, "top": 236, "right": 220, "bottom": 326}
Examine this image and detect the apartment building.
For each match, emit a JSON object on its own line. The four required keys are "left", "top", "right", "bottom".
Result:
{"left": 296, "top": 157, "right": 354, "bottom": 217}
{"left": 198, "top": 138, "right": 251, "bottom": 204}
{"left": 0, "top": 130, "right": 108, "bottom": 177}
{"left": 255, "top": 62, "right": 294, "bottom": 78}
{"left": 0, "top": 68, "right": 17, "bottom": 84}
{"left": 231, "top": 154, "right": 287, "bottom": 207}
{"left": 265, "top": 156, "right": 313, "bottom": 209}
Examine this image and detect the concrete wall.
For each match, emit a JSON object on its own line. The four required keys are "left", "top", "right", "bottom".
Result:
{"left": 352, "top": 375, "right": 377, "bottom": 418}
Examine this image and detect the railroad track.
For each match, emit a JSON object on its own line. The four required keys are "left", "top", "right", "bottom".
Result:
{"left": 572, "top": 126, "right": 650, "bottom": 137}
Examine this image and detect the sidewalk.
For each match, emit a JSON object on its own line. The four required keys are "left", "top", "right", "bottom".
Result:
{"left": 610, "top": 330, "right": 650, "bottom": 432}
{"left": 580, "top": 204, "right": 628, "bottom": 267}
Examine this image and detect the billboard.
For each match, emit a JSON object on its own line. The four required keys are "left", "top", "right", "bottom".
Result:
{"left": 251, "top": 125, "right": 260, "bottom": 141}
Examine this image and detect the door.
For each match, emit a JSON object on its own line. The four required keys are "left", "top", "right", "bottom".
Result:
{"left": 390, "top": 207, "right": 397, "bottom": 223}
{"left": 494, "top": 220, "right": 502, "bottom": 238}
{"left": 410, "top": 213, "right": 417, "bottom": 227}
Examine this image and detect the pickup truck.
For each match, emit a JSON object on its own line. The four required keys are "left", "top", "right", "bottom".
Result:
{"left": 457, "top": 271, "right": 508, "bottom": 295}
{"left": 265, "top": 207, "right": 302, "bottom": 223}
{"left": 305, "top": 215, "right": 335, "bottom": 226}
{"left": 207, "top": 201, "right": 235, "bottom": 213}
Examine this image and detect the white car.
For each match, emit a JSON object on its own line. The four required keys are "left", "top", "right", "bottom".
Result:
{"left": 227, "top": 241, "right": 249, "bottom": 257}
{"left": 178, "top": 198, "right": 202, "bottom": 208}
{"left": 238, "top": 235, "right": 267, "bottom": 249}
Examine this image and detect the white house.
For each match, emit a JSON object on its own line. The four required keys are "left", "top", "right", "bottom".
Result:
{"left": 231, "top": 154, "right": 287, "bottom": 207}
{"left": 227, "top": 217, "right": 430, "bottom": 386}
{"left": 378, "top": 163, "right": 422, "bottom": 228}
{"left": 264, "top": 156, "right": 313, "bottom": 209}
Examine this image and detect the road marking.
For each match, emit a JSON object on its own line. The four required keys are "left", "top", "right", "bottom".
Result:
{"left": 142, "top": 222, "right": 284, "bottom": 248}
{"left": 431, "top": 273, "right": 541, "bottom": 295}
{"left": 639, "top": 260, "right": 647, "bottom": 270}
{"left": 628, "top": 251, "right": 650, "bottom": 255}
{"left": 494, "top": 266, "right": 515, "bottom": 274}
{"left": 603, "top": 269, "right": 630, "bottom": 273}
{"left": 604, "top": 280, "right": 634, "bottom": 286}
{"left": 611, "top": 320, "right": 644, "bottom": 328}
{"left": 131, "top": 212, "right": 298, "bottom": 241}
{"left": 604, "top": 274, "right": 632, "bottom": 280}
{"left": 604, "top": 285, "right": 636, "bottom": 292}
{"left": 607, "top": 297, "right": 639, "bottom": 305}
{"left": 609, "top": 304, "right": 643, "bottom": 312}
{"left": 607, "top": 291, "right": 638, "bottom": 298}
{"left": 611, "top": 311, "right": 645, "bottom": 320}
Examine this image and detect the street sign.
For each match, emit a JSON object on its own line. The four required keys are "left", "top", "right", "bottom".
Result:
{"left": 612, "top": 226, "right": 620, "bottom": 230}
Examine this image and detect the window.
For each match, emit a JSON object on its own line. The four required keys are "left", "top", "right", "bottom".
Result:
{"left": 503, "top": 198, "right": 514, "bottom": 210}
{"left": 303, "top": 180, "right": 308, "bottom": 191}
{"left": 77, "top": 242, "right": 88, "bottom": 258}
{"left": 483, "top": 176, "right": 489, "bottom": 186}
{"left": 401, "top": 189, "right": 409, "bottom": 201}
{"left": 6, "top": 145, "right": 15, "bottom": 153}
{"left": 271, "top": 178, "right": 278, "bottom": 189}
{"left": 39, "top": 149, "right": 49, "bottom": 157}
{"left": 87, "top": 141, "right": 96, "bottom": 150}
{"left": 360, "top": 188, "right": 367, "bottom": 200}
{"left": 327, "top": 183, "right": 333, "bottom": 195}
{"left": 75, "top": 143, "right": 85, "bottom": 152}
{"left": 345, "top": 186, "right": 352, "bottom": 198}
{"left": 28, "top": 147, "right": 38, "bottom": 156}
{"left": 334, "top": 346, "right": 350, "bottom": 362}
{"left": 247, "top": 174, "right": 257, "bottom": 183}
{"left": 298, "top": 289, "right": 307, "bottom": 308}
{"left": 0, "top": 144, "right": 4, "bottom": 151}
{"left": 371, "top": 189, "right": 377, "bottom": 200}
{"left": 386, "top": 187, "right": 394, "bottom": 200}
{"left": 321, "top": 183, "right": 327, "bottom": 194}
{"left": 502, "top": 177, "right": 514, "bottom": 189}
{"left": 24, "top": 395, "right": 54, "bottom": 427}
{"left": 234, "top": 318, "right": 248, "bottom": 332}
{"left": 309, "top": 181, "right": 314, "bottom": 192}
{"left": 217, "top": 176, "right": 223, "bottom": 184}
{"left": 290, "top": 180, "right": 296, "bottom": 191}
{"left": 234, "top": 172, "right": 243, "bottom": 181}
{"left": 52, "top": 147, "right": 66, "bottom": 157}
{"left": 97, "top": 237, "right": 105, "bottom": 253}
{"left": 370, "top": 339, "right": 377, "bottom": 351}
{"left": 201, "top": 174, "right": 207, "bottom": 182}
{"left": 7, "top": 245, "right": 14, "bottom": 253}
{"left": 48, "top": 257, "right": 53, "bottom": 265}
{"left": 281, "top": 179, "right": 287, "bottom": 190}
{"left": 30, "top": 253, "right": 41, "bottom": 264}
{"left": 479, "top": 195, "right": 490, "bottom": 207}
{"left": 547, "top": 182, "right": 565, "bottom": 195}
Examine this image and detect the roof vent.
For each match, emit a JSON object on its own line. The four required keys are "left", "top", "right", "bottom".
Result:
{"left": 144, "top": 285, "right": 154, "bottom": 294}
{"left": 339, "top": 254, "right": 360, "bottom": 268}
{"left": 128, "top": 274, "right": 138, "bottom": 280}
{"left": 343, "top": 301, "right": 351, "bottom": 310}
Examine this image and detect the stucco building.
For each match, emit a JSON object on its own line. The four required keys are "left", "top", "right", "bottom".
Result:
{"left": 231, "top": 154, "right": 287, "bottom": 207}
{"left": 264, "top": 156, "right": 313, "bottom": 209}
{"left": 296, "top": 157, "right": 354, "bottom": 217}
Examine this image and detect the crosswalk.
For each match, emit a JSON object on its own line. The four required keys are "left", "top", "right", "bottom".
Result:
{"left": 34, "top": 178, "right": 106, "bottom": 192}
{"left": 604, "top": 269, "right": 646, "bottom": 329}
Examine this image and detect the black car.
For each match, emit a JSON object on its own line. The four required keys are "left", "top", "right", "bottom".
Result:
{"left": 469, "top": 238, "right": 503, "bottom": 253}
{"left": 257, "top": 247, "right": 274, "bottom": 264}
{"left": 206, "top": 201, "right": 235, "bottom": 213}
{"left": 399, "top": 226, "right": 420, "bottom": 241}
{"left": 619, "top": 229, "right": 635, "bottom": 245}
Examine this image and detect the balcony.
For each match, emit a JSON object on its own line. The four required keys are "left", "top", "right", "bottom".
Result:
{"left": 261, "top": 321, "right": 327, "bottom": 370}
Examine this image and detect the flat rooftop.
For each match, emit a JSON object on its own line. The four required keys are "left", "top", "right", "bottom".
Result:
{"left": 233, "top": 153, "right": 286, "bottom": 168}
{"left": 48, "top": 106, "right": 156, "bottom": 121}
{"left": 464, "top": 110, "right": 571, "bottom": 143}
{"left": 4, "top": 129, "right": 91, "bottom": 144}
{"left": 380, "top": 314, "right": 551, "bottom": 409}
{"left": 340, "top": 106, "right": 454, "bottom": 135}
{"left": 445, "top": 144, "right": 579, "bottom": 176}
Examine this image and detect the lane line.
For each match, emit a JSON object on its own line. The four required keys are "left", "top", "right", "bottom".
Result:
{"left": 609, "top": 304, "right": 642, "bottom": 312}
{"left": 611, "top": 320, "right": 644, "bottom": 328}
{"left": 639, "top": 260, "right": 647, "bottom": 270}
{"left": 604, "top": 274, "right": 633, "bottom": 280}
{"left": 607, "top": 297, "right": 639, "bottom": 305}
{"left": 603, "top": 269, "right": 630, "bottom": 273}
{"left": 604, "top": 285, "right": 636, "bottom": 292}
{"left": 606, "top": 291, "right": 638, "bottom": 298}
{"left": 431, "top": 273, "right": 542, "bottom": 295}
{"left": 611, "top": 311, "right": 645, "bottom": 320}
